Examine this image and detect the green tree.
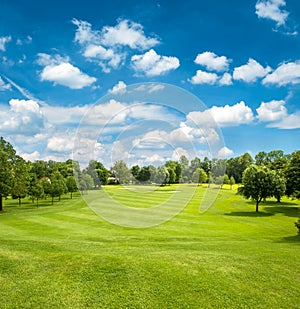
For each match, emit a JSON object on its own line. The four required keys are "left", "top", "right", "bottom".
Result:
{"left": 11, "top": 155, "right": 29, "bottom": 205}
{"left": 191, "top": 168, "right": 207, "bottom": 185}
{"left": 131, "top": 165, "right": 140, "bottom": 182}
{"left": 0, "top": 137, "right": 16, "bottom": 211}
{"left": 31, "top": 183, "right": 44, "bottom": 207}
{"left": 241, "top": 165, "right": 285, "bottom": 212}
{"left": 155, "top": 166, "right": 168, "bottom": 186}
{"left": 49, "top": 172, "right": 67, "bottom": 204}
{"left": 286, "top": 151, "right": 300, "bottom": 198}
{"left": 229, "top": 176, "right": 236, "bottom": 189}
{"left": 65, "top": 176, "right": 78, "bottom": 199}
{"left": 111, "top": 161, "right": 131, "bottom": 184}
{"left": 136, "top": 166, "right": 151, "bottom": 183}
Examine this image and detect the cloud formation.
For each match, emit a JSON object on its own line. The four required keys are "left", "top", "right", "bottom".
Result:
{"left": 233, "top": 58, "right": 272, "bottom": 82}
{"left": 194, "top": 51, "right": 230, "bottom": 72}
{"left": 262, "top": 61, "right": 300, "bottom": 86}
{"left": 0, "top": 35, "right": 12, "bottom": 51}
{"left": 37, "top": 53, "right": 96, "bottom": 89}
{"left": 131, "top": 49, "right": 180, "bottom": 76}
{"left": 255, "top": 0, "right": 289, "bottom": 26}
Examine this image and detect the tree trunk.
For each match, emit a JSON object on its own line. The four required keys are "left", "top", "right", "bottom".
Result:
{"left": 52, "top": 196, "right": 54, "bottom": 205}
{"left": 19, "top": 197, "right": 21, "bottom": 206}
{"left": 70, "top": 192, "right": 73, "bottom": 199}
{"left": 0, "top": 195, "right": 2, "bottom": 211}
{"left": 256, "top": 200, "right": 259, "bottom": 212}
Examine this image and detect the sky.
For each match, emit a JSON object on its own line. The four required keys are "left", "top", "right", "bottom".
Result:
{"left": 0, "top": 0, "right": 300, "bottom": 168}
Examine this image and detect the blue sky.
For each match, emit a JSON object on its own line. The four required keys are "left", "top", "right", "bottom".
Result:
{"left": 0, "top": 0, "right": 300, "bottom": 167}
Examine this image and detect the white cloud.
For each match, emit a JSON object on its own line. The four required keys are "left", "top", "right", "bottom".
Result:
{"left": 109, "top": 81, "right": 127, "bottom": 94}
{"left": 21, "top": 151, "right": 40, "bottom": 161}
{"left": 83, "top": 44, "right": 123, "bottom": 72}
{"left": 219, "top": 73, "right": 233, "bottom": 86}
{"left": 172, "top": 147, "right": 190, "bottom": 161}
{"left": 72, "top": 19, "right": 100, "bottom": 45}
{"left": 194, "top": 51, "right": 230, "bottom": 72}
{"left": 218, "top": 146, "right": 234, "bottom": 157}
{"left": 131, "top": 49, "right": 180, "bottom": 76}
{"left": 190, "top": 70, "right": 218, "bottom": 85}
{"left": 47, "top": 136, "right": 75, "bottom": 153}
{"left": 187, "top": 101, "right": 254, "bottom": 127}
{"left": 256, "top": 99, "right": 300, "bottom": 129}
{"left": 101, "top": 19, "right": 159, "bottom": 50}
{"left": 256, "top": 100, "right": 287, "bottom": 122}
{"left": 255, "top": 0, "right": 289, "bottom": 26}
{"left": 233, "top": 58, "right": 272, "bottom": 82}
{"left": 38, "top": 53, "right": 96, "bottom": 89}
{"left": 262, "top": 61, "right": 300, "bottom": 86}
{"left": 0, "top": 76, "right": 11, "bottom": 91}
{"left": 0, "top": 99, "right": 44, "bottom": 135}
{"left": 0, "top": 35, "right": 12, "bottom": 51}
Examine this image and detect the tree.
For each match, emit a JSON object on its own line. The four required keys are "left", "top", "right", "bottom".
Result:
{"left": 286, "top": 151, "right": 300, "bottom": 199}
{"left": 155, "top": 166, "right": 168, "bottom": 186}
{"left": 241, "top": 165, "right": 285, "bottom": 212}
{"left": 136, "top": 166, "right": 151, "bottom": 183}
{"left": 31, "top": 183, "right": 44, "bottom": 207}
{"left": 49, "top": 172, "right": 67, "bottom": 204}
{"left": 226, "top": 153, "right": 253, "bottom": 183}
{"left": 131, "top": 165, "right": 140, "bottom": 182}
{"left": 79, "top": 173, "right": 94, "bottom": 194}
{"left": 215, "top": 176, "right": 225, "bottom": 189}
{"left": 11, "top": 156, "right": 29, "bottom": 205}
{"left": 0, "top": 137, "right": 16, "bottom": 211}
{"left": 111, "top": 161, "right": 131, "bottom": 184}
{"left": 65, "top": 176, "right": 78, "bottom": 199}
{"left": 271, "top": 172, "right": 286, "bottom": 203}
{"left": 191, "top": 168, "right": 207, "bottom": 185}
{"left": 229, "top": 176, "right": 236, "bottom": 189}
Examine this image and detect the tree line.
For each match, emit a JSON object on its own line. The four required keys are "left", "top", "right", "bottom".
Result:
{"left": 0, "top": 137, "right": 299, "bottom": 214}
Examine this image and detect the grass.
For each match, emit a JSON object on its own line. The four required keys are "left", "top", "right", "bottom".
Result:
{"left": 0, "top": 184, "right": 299, "bottom": 308}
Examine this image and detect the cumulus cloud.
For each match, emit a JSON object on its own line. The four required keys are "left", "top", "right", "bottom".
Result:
{"left": 256, "top": 99, "right": 300, "bottom": 129}
{"left": 109, "top": 81, "right": 127, "bottom": 94}
{"left": 218, "top": 146, "right": 234, "bottom": 157}
{"left": 83, "top": 44, "right": 123, "bottom": 72}
{"left": 47, "top": 136, "right": 75, "bottom": 153}
{"left": 37, "top": 53, "right": 96, "bottom": 89}
{"left": 255, "top": 0, "right": 289, "bottom": 26}
{"left": 101, "top": 19, "right": 159, "bottom": 50}
{"left": 0, "top": 35, "right": 12, "bottom": 51}
{"left": 233, "top": 58, "right": 272, "bottom": 82}
{"left": 194, "top": 51, "right": 230, "bottom": 72}
{"left": 262, "top": 61, "right": 300, "bottom": 86}
{"left": 0, "top": 76, "right": 11, "bottom": 91}
{"left": 131, "top": 49, "right": 180, "bottom": 76}
{"left": 21, "top": 151, "right": 40, "bottom": 161}
{"left": 187, "top": 101, "right": 254, "bottom": 127}
{"left": 72, "top": 18, "right": 159, "bottom": 73}
{"left": 0, "top": 99, "right": 44, "bottom": 135}
{"left": 219, "top": 73, "right": 233, "bottom": 86}
{"left": 256, "top": 100, "right": 287, "bottom": 122}
{"left": 190, "top": 70, "right": 218, "bottom": 85}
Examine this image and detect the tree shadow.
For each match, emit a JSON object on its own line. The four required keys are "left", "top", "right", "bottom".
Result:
{"left": 262, "top": 206, "right": 299, "bottom": 218}
{"left": 225, "top": 211, "right": 274, "bottom": 217}
{"left": 276, "top": 235, "right": 300, "bottom": 244}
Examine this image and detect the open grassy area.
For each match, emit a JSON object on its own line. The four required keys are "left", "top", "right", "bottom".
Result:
{"left": 0, "top": 185, "right": 299, "bottom": 308}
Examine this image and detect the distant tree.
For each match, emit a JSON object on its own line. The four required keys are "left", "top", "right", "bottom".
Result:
{"left": 191, "top": 168, "right": 207, "bottom": 185}
{"left": 30, "top": 160, "right": 48, "bottom": 179}
{"left": 226, "top": 153, "right": 253, "bottom": 183}
{"left": 255, "top": 151, "right": 269, "bottom": 166}
{"left": 271, "top": 172, "right": 286, "bottom": 203}
{"left": 215, "top": 176, "right": 225, "bottom": 189}
{"left": 79, "top": 173, "right": 94, "bottom": 194}
{"left": 165, "top": 161, "right": 181, "bottom": 183}
{"left": 31, "top": 183, "right": 44, "bottom": 207}
{"left": 223, "top": 174, "right": 230, "bottom": 185}
{"left": 0, "top": 137, "right": 16, "bottom": 211}
{"left": 136, "top": 166, "right": 151, "bottom": 183}
{"left": 241, "top": 165, "right": 285, "bottom": 212}
{"left": 111, "top": 161, "right": 131, "bottom": 184}
{"left": 11, "top": 155, "right": 29, "bottom": 205}
{"left": 229, "top": 176, "right": 236, "bottom": 189}
{"left": 201, "top": 157, "right": 211, "bottom": 174}
{"left": 286, "top": 151, "right": 300, "bottom": 199}
{"left": 155, "top": 166, "right": 168, "bottom": 186}
{"left": 49, "top": 172, "right": 67, "bottom": 204}
{"left": 65, "top": 176, "right": 78, "bottom": 199}
{"left": 131, "top": 165, "right": 140, "bottom": 182}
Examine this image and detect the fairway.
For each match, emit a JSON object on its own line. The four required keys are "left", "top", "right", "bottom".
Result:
{"left": 0, "top": 185, "right": 299, "bottom": 308}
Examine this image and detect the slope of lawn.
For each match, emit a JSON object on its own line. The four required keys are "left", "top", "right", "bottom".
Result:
{"left": 0, "top": 185, "right": 299, "bottom": 309}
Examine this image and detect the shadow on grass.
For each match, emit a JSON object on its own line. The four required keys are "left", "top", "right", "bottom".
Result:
{"left": 262, "top": 206, "right": 299, "bottom": 218}
{"left": 277, "top": 235, "right": 300, "bottom": 244}
{"left": 225, "top": 211, "right": 274, "bottom": 217}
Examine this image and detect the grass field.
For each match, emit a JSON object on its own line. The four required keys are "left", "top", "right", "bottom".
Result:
{"left": 0, "top": 185, "right": 299, "bottom": 308}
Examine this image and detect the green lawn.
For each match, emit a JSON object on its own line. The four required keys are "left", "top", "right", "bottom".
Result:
{"left": 0, "top": 185, "right": 299, "bottom": 308}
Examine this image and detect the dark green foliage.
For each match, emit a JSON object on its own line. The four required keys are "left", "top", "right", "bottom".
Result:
{"left": 286, "top": 151, "right": 300, "bottom": 198}
{"left": 295, "top": 219, "right": 300, "bottom": 235}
